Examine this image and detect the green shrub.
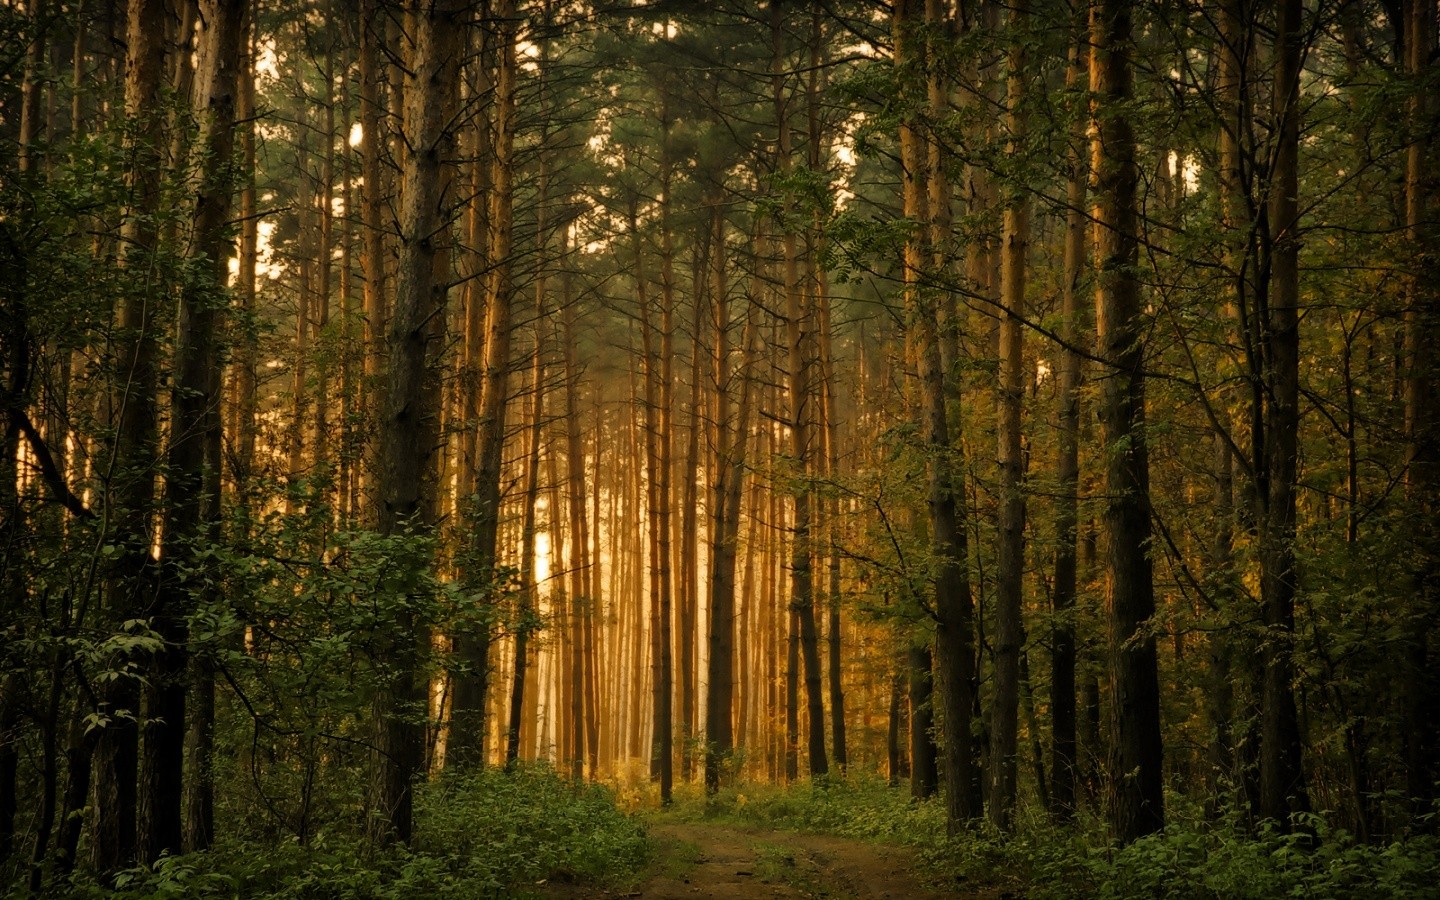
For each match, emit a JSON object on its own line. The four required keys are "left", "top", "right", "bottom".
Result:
{"left": 44, "top": 764, "right": 647, "bottom": 900}
{"left": 662, "top": 779, "right": 1440, "bottom": 899}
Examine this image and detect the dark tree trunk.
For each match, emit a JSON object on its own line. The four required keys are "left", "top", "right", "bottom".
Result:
{"left": 93, "top": 0, "right": 173, "bottom": 872}
{"left": 368, "top": 0, "right": 462, "bottom": 844}
{"left": 1091, "top": 0, "right": 1164, "bottom": 844}
{"left": 141, "top": 0, "right": 245, "bottom": 864}
{"left": 1402, "top": 0, "right": 1439, "bottom": 825}
{"left": 1049, "top": 16, "right": 1087, "bottom": 823}
{"left": 1258, "top": 0, "right": 1311, "bottom": 829}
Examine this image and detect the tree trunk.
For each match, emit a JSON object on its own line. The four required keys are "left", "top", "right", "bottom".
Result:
{"left": 1403, "top": 0, "right": 1439, "bottom": 824}
{"left": 368, "top": 0, "right": 462, "bottom": 845}
{"left": 772, "top": 0, "right": 827, "bottom": 780}
{"left": 358, "top": 0, "right": 388, "bottom": 517}
{"left": 989, "top": 0, "right": 1029, "bottom": 831}
{"left": 451, "top": 0, "right": 517, "bottom": 767}
{"left": 93, "top": 0, "right": 172, "bottom": 872}
{"left": 1049, "top": 13, "right": 1087, "bottom": 823}
{"left": 1091, "top": 0, "right": 1164, "bottom": 844}
{"left": 1258, "top": 0, "right": 1310, "bottom": 829}
{"left": 142, "top": 0, "right": 245, "bottom": 863}
{"left": 507, "top": 315, "right": 545, "bottom": 769}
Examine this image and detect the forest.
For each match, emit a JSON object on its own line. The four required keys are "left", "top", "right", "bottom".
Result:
{"left": 0, "top": 0, "right": 1438, "bottom": 896}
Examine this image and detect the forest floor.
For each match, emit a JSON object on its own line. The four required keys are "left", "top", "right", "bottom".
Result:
{"left": 543, "top": 820, "right": 1010, "bottom": 899}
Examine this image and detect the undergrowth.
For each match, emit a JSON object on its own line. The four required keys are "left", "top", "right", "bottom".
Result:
{"left": 666, "top": 777, "right": 1440, "bottom": 899}
{"left": 45, "top": 765, "right": 647, "bottom": 900}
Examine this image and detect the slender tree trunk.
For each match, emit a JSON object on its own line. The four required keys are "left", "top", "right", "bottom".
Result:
{"left": 989, "top": 0, "right": 1029, "bottom": 830}
{"left": 358, "top": 0, "right": 388, "bottom": 516}
{"left": 507, "top": 317, "right": 545, "bottom": 769}
{"left": 705, "top": 209, "right": 758, "bottom": 794}
{"left": 93, "top": 0, "right": 172, "bottom": 871}
{"left": 772, "top": 0, "right": 827, "bottom": 779}
{"left": 1049, "top": 15, "right": 1087, "bottom": 823}
{"left": 1257, "top": 0, "right": 1310, "bottom": 828}
{"left": 807, "top": 9, "right": 848, "bottom": 775}
{"left": 451, "top": 0, "right": 517, "bottom": 767}
{"left": 1403, "top": 0, "right": 1439, "bottom": 824}
{"left": 1091, "top": 0, "right": 1164, "bottom": 844}
{"left": 679, "top": 219, "right": 706, "bottom": 783}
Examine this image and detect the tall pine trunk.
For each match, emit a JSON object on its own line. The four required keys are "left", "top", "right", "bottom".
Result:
{"left": 1091, "top": 0, "right": 1164, "bottom": 844}
{"left": 1257, "top": 0, "right": 1310, "bottom": 828}
{"left": 368, "top": 0, "right": 462, "bottom": 844}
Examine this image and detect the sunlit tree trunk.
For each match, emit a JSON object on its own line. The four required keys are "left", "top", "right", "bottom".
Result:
{"left": 561, "top": 239, "right": 595, "bottom": 781}
{"left": 507, "top": 315, "right": 546, "bottom": 769}
{"left": 805, "top": 8, "right": 847, "bottom": 775}
{"left": 358, "top": 0, "right": 389, "bottom": 516}
{"left": 451, "top": 0, "right": 517, "bottom": 767}
{"left": 772, "top": 0, "right": 826, "bottom": 781}
{"left": 634, "top": 196, "right": 675, "bottom": 802}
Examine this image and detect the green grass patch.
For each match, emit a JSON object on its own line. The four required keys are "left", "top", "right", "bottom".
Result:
{"left": 49, "top": 765, "right": 648, "bottom": 900}
{"left": 650, "top": 778, "right": 1440, "bottom": 899}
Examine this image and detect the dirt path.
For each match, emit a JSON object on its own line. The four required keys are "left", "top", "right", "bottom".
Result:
{"left": 546, "top": 821, "right": 982, "bottom": 899}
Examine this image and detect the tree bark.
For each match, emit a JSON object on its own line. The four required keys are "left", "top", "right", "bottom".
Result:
{"left": 142, "top": 0, "right": 245, "bottom": 863}
{"left": 1049, "top": 13, "right": 1087, "bottom": 823}
{"left": 1258, "top": 0, "right": 1311, "bottom": 829}
{"left": 93, "top": 0, "right": 173, "bottom": 872}
{"left": 989, "top": 0, "right": 1029, "bottom": 831}
{"left": 1402, "top": 0, "right": 1439, "bottom": 825}
{"left": 368, "top": 0, "right": 462, "bottom": 845}
{"left": 772, "top": 0, "right": 827, "bottom": 780}
{"left": 451, "top": 0, "right": 517, "bottom": 768}
{"left": 1091, "top": 0, "right": 1164, "bottom": 844}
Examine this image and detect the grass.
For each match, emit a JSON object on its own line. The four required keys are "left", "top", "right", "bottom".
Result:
{"left": 42, "top": 765, "right": 649, "bottom": 900}
{"left": 640, "top": 777, "right": 1440, "bottom": 899}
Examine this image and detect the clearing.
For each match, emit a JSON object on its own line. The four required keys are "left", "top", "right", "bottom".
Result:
{"left": 545, "top": 820, "right": 1009, "bottom": 899}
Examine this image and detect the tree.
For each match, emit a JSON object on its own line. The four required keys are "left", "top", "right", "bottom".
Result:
{"left": 145, "top": 0, "right": 247, "bottom": 862}
{"left": 1256, "top": 0, "right": 1310, "bottom": 828}
{"left": 368, "top": 0, "right": 464, "bottom": 844}
{"left": 1090, "top": 0, "right": 1163, "bottom": 844}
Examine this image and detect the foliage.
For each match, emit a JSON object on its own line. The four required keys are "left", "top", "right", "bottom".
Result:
{"left": 667, "top": 779, "right": 1440, "bottom": 899}
{"left": 40, "top": 766, "right": 646, "bottom": 900}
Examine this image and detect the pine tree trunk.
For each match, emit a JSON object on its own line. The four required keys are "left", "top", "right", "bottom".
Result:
{"left": 1258, "top": 0, "right": 1310, "bottom": 828}
{"left": 507, "top": 315, "right": 545, "bottom": 768}
{"left": 1049, "top": 14, "right": 1087, "bottom": 823}
{"left": 773, "top": 0, "right": 827, "bottom": 780}
{"left": 93, "top": 0, "right": 172, "bottom": 872}
{"left": 451, "top": 0, "right": 517, "bottom": 767}
{"left": 146, "top": 0, "right": 244, "bottom": 862}
{"left": 1091, "top": 0, "right": 1164, "bottom": 844}
{"left": 368, "top": 0, "right": 462, "bottom": 844}
{"left": 989, "top": 0, "right": 1029, "bottom": 830}
{"left": 1403, "top": 0, "right": 1439, "bottom": 824}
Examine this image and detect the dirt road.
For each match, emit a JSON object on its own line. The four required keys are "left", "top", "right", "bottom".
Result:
{"left": 544, "top": 820, "right": 995, "bottom": 899}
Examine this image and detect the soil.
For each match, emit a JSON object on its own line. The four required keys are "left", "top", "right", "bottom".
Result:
{"left": 541, "top": 821, "right": 1013, "bottom": 899}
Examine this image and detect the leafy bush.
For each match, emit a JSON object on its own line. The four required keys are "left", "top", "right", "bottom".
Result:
{"left": 45, "top": 765, "right": 646, "bottom": 900}
{"left": 666, "top": 779, "right": 1440, "bottom": 899}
